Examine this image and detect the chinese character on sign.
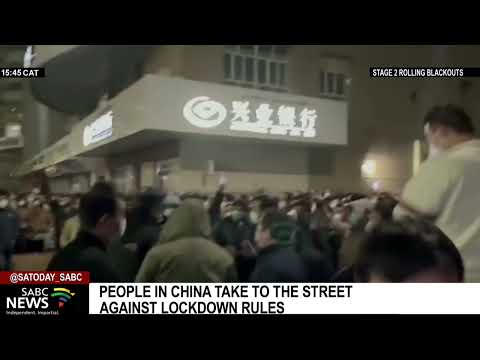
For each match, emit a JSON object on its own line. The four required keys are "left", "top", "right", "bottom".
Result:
{"left": 252, "top": 104, "right": 274, "bottom": 134}
{"left": 300, "top": 108, "right": 317, "bottom": 138}
{"left": 271, "top": 105, "right": 296, "bottom": 135}
{"left": 183, "top": 96, "right": 318, "bottom": 139}
{"left": 230, "top": 101, "right": 251, "bottom": 131}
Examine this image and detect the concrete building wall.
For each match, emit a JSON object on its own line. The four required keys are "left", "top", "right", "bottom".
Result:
{"left": 172, "top": 45, "right": 480, "bottom": 193}
{"left": 24, "top": 45, "right": 480, "bottom": 194}
{"left": 172, "top": 45, "right": 433, "bottom": 193}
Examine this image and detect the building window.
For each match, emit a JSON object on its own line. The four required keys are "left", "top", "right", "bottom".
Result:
{"left": 224, "top": 45, "right": 289, "bottom": 91}
{"left": 319, "top": 70, "right": 347, "bottom": 99}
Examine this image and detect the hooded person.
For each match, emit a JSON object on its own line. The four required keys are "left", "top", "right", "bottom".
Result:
{"left": 136, "top": 200, "right": 237, "bottom": 283}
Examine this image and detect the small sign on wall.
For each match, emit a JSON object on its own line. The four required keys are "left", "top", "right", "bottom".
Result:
{"left": 207, "top": 160, "right": 215, "bottom": 175}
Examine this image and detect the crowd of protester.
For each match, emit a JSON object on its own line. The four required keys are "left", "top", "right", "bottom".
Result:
{"left": 1, "top": 104, "right": 477, "bottom": 284}
{"left": 0, "top": 179, "right": 455, "bottom": 283}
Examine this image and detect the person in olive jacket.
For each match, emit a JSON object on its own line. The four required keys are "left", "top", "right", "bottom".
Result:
{"left": 136, "top": 200, "right": 237, "bottom": 283}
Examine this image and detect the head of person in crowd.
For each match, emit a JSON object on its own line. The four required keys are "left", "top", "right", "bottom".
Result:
{"left": 254, "top": 210, "right": 296, "bottom": 250}
{"left": 286, "top": 194, "right": 311, "bottom": 225}
{"left": 160, "top": 193, "right": 181, "bottom": 223}
{"left": 423, "top": 104, "right": 475, "bottom": 158}
{"left": 159, "top": 200, "right": 211, "bottom": 245}
{"left": 17, "top": 198, "right": 26, "bottom": 209}
{"left": 365, "top": 193, "right": 398, "bottom": 232}
{"left": 79, "top": 186, "right": 122, "bottom": 247}
{"left": 135, "top": 189, "right": 165, "bottom": 223}
{"left": 278, "top": 192, "right": 292, "bottom": 211}
{"left": 0, "top": 190, "right": 9, "bottom": 210}
{"left": 218, "top": 193, "right": 235, "bottom": 216}
{"left": 354, "top": 219, "right": 464, "bottom": 283}
{"left": 69, "top": 195, "right": 81, "bottom": 213}
{"left": 32, "top": 198, "right": 42, "bottom": 208}
{"left": 310, "top": 199, "right": 331, "bottom": 230}
{"left": 228, "top": 199, "right": 249, "bottom": 222}
{"left": 59, "top": 197, "right": 71, "bottom": 209}
{"left": 250, "top": 195, "right": 278, "bottom": 225}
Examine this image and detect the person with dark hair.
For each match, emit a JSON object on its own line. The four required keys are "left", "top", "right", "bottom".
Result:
{"left": 136, "top": 201, "right": 237, "bottom": 282}
{"left": 0, "top": 190, "right": 19, "bottom": 270}
{"left": 48, "top": 185, "right": 123, "bottom": 282}
{"left": 392, "top": 104, "right": 480, "bottom": 281}
{"left": 250, "top": 210, "right": 308, "bottom": 282}
{"left": 213, "top": 198, "right": 256, "bottom": 281}
{"left": 122, "top": 190, "right": 168, "bottom": 263}
{"left": 354, "top": 219, "right": 464, "bottom": 283}
{"left": 365, "top": 194, "right": 398, "bottom": 232}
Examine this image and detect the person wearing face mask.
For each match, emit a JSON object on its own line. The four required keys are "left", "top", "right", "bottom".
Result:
{"left": 127, "top": 191, "right": 176, "bottom": 265}
{"left": 0, "top": 191, "right": 19, "bottom": 270}
{"left": 286, "top": 195, "right": 315, "bottom": 254}
{"left": 24, "top": 198, "right": 53, "bottom": 252}
{"left": 48, "top": 184, "right": 123, "bottom": 282}
{"left": 207, "top": 183, "right": 227, "bottom": 228}
{"left": 213, "top": 199, "right": 256, "bottom": 281}
{"left": 288, "top": 195, "right": 336, "bottom": 282}
{"left": 106, "top": 196, "right": 140, "bottom": 282}
{"left": 391, "top": 105, "right": 480, "bottom": 282}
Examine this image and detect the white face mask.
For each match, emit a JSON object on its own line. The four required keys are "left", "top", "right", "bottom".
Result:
{"left": 0, "top": 199, "right": 8, "bottom": 209}
{"left": 120, "top": 217, "right": 127, "bottom": 237}
{"left": 287, "top": 209, "right": 298, "bottom": 221}
{"left": 231, "top": 210, "right": 242, "bottom": 221}
{"left": 249, "top": 211, "right": 259, "bottom": 224}
{"left": 163, "top": 208, "right": 174, "bottom": 217}
{"left": 332, "top": 213, "right": 343, "bottom": 224}
{"left": 364, "top": 220, "right": 376, "bottom": 233}
{"left": 278, "top": 200, "right": 287, "bottom": 210}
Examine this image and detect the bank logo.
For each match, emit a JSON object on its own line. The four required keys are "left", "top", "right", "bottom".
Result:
{"left": 183, "top": 96, "right": 318, "bottom": 138}
{"left": 50, "top": 288, "right": 75, "bottom": 308}
{"left": 183, "top": 96, "right": 228, "bottom": 129}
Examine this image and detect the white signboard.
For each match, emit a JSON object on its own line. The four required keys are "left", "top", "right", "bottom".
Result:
{"left": 183, "top": 96, "right": 317, "bottom": 138}
{"left": 83, "top": 110, "right": 113, "bottom": 147}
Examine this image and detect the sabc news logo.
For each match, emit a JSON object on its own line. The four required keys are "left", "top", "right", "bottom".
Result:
{"left": 6, "top": 287, "right": 75, "bottom": 311}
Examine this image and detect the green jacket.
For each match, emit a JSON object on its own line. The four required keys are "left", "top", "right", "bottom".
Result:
{"left": 136, "top": 201, "right": 237, "bottom": 283}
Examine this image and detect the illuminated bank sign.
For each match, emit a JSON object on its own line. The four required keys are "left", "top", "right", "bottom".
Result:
{"left": 83, "top": 110, "right": 113, "bottom": 147}
{"left": 183, "top": 96, "right": 317, "bottom": 138}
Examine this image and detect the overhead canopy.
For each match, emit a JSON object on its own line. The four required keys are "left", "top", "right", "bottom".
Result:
{"left": 30, "top": 45, "right": 155, "bottom": 116}
{"left": 15, "top": 74, "right": 349, "bottom": 177}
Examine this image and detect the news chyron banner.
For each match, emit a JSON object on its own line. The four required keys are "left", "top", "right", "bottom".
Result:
{"left": 0, "top": 272, "right": 89, "bottom": 317}
{"left": 90, "top": 283, "right": 480, "bottom": 315}
{"left": 3, "top": 275, "right": 480, "bottom": 315}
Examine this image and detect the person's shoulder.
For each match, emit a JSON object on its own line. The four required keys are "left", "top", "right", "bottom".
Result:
{"left": 199, "top": 238, "right": 235, "bottom": 263}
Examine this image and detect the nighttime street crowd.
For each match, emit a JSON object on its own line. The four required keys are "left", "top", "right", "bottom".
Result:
{"left": 0, "top": 104, "right": 478, "bottom": 283}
